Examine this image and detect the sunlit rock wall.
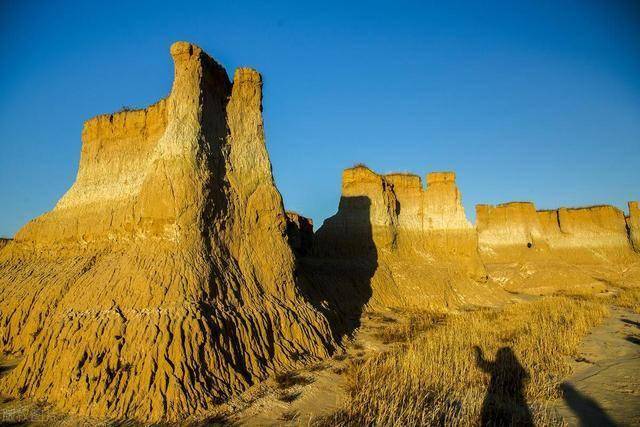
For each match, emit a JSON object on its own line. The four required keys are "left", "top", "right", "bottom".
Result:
{"left": 315, "top": 166, "right": 499, "bottom": 309}
{"left": 0, "top": 41, "right": 335, "bottom": 422}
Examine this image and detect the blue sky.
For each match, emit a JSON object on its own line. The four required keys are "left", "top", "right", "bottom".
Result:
{"left": 1, "top": 1, "right": 639, "bottom": 236}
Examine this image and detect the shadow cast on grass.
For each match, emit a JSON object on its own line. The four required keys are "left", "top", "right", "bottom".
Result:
{"left": 474, "top": 346, "right": 533, "bottom": 427}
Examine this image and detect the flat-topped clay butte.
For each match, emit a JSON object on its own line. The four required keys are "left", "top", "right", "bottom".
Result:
{"left": 0, "top": 42, "right": 337, "bottom": 422}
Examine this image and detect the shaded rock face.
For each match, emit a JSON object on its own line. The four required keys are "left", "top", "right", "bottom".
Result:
{"left": 0, "top": 42, "right": 335, "bottom": 422}
{"left": 317, "top": 167, "right": 399, "bottom": 254}
{"left": 302, "top": 195, "right": 378, "bottom": 335}
{"left": 312, "top": 166, "right": 500, "bottom": 311}
{"left": 285, "top": 212, "right": 314, "bottom": 256}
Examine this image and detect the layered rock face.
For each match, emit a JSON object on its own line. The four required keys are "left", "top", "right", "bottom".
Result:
{"left": 0, "top": 42, "right": 335, "bottom": 422}
{"left": 477, "top": 201, "right": 639, "bottom": 294}
{"left": 476, "top": 202, "right": 548, "bottom": 260}
{"left": 477, "top": 203, "right": 633, "bottom": 261}
{"left": 422, "top": 172, "right": 471, "bottom": 230}
{"left": 313, "top": 166, "right": 499, "bottom": 310}
{"left": 549, "top": 206, "right": 631, "bottom": 250}
{"left": 421, "top": 172, "right": 486, "bottom": 279}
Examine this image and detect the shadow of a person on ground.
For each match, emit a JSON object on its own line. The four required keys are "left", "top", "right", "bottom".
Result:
{"left": 474, "top": 346, "right": 534, "bottom": 427}
{"left": 560, "top": 382, "right": 617, "bottom": 427}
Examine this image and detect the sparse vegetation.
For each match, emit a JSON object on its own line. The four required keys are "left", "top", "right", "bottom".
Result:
{"left": 193, "top": 413, "right": 231, "bottom": 427}
{"left": 375, "top": 309, "right": 446, "bottom": 344}
{"left": 278, "top": 391, "right": 302, "bottom": 403}
{"left": 280, "top": 410, "right": 300, "bottom": 421}
{"left": 612, "top": 286, "right": 640, "bottom": 313}
{"left": 332, "top": 366, "right": 347, "bottom": 375}
{"left": 274, "top": 371, "right": 314, "bottom": 389}
{"left": 366, "top": 311, "right": 397, "bottom": 323}
{"left": 317, "top": 296, "right": 609, "bottom": 426}
{"left": 352, "top": 162, "right": 370, "bottom": 169}
{"left": 556, "top": 283, "right": 640, "bottom": 314}
{"left": 307, "top": 362, "right": 329, "bottom": 372}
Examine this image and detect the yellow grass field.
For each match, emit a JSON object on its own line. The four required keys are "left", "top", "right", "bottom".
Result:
{"left": 318, "top": 296, "right": 615, "bottom": 426}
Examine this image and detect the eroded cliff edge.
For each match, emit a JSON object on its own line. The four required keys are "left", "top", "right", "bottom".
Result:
{"left": 309, "top": 165, "right": 502, "bottom": 312}
{"left": 476, "top": 201, "right": 640, "bottom": 294}
{"left": 477, "top": 203, "right": 632, "bottom": 258}
{"left": 0, "top": 42, "right": 336, "bottom": 422}
{"left": 307, "top": 165, "right": 639, "bottom": 304}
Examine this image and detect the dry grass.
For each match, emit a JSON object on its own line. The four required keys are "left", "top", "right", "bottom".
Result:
{"left": 316, "top": 296, "right": 608, "bottom": 426}
{"left": 611, "top": 287, "right": 640, "bottom": 313}
{"left": 556, "top": 283, "right": 640, "bottom": 314}
{"left": 280, "top": 410, "right": 300, "bottom": 421}
{"left": 307, "top": 362, "right": 330, "bottom": 372}
{"left": 278, "top": 390, "right": 302, "bottom": 403}
{"left": 274, "top": 371, "right": 314, "bottom": 389}
{"left": 375, "top": 310, "right": 446, "bottom": 344}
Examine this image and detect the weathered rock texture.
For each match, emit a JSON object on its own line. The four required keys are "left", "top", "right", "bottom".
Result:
{"left": 0, "top": 42, "right": 335, "bottom": 422}
{"left": 421, "top": 172, "right": 486, "bottom": 280}
{"left": 629, "top": 201, "right": 640, "bottom": 252}
{"left": 476, "top": 202, "right": 548, "bottom": 261}
{"left": 477, "top": 203, "right": 633, "bottom": 260}
{"left": 312, "top": 166, "right": 500, "bottom": 310}
{"left": 477, "top": 202, "right": 640, "bottom": 294}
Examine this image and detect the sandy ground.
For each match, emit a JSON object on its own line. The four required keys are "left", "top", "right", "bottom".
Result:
{"left": 552, "top": 306, "right": 640, "bottom": 426}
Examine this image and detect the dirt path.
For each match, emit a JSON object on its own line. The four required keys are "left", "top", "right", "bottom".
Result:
{"left": 553, "top": 306, "right": 640, "bottom": 426}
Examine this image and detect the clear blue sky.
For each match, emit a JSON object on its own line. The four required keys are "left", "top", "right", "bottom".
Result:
{"left": 1, "top": 1, "right": 639, "bottom": 237}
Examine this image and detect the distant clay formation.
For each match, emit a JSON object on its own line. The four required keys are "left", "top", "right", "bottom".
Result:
{"left": 477, "top": 202, "right": 634, "bottom": 259}
{"left": 0, "top": 41, "right": 638, "bottom": 423}
{"left": 312, "top": 166, "right": 497, "bottom": 311}
{"left": 309, "top": 165, "right": 638, "bottom": 303}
